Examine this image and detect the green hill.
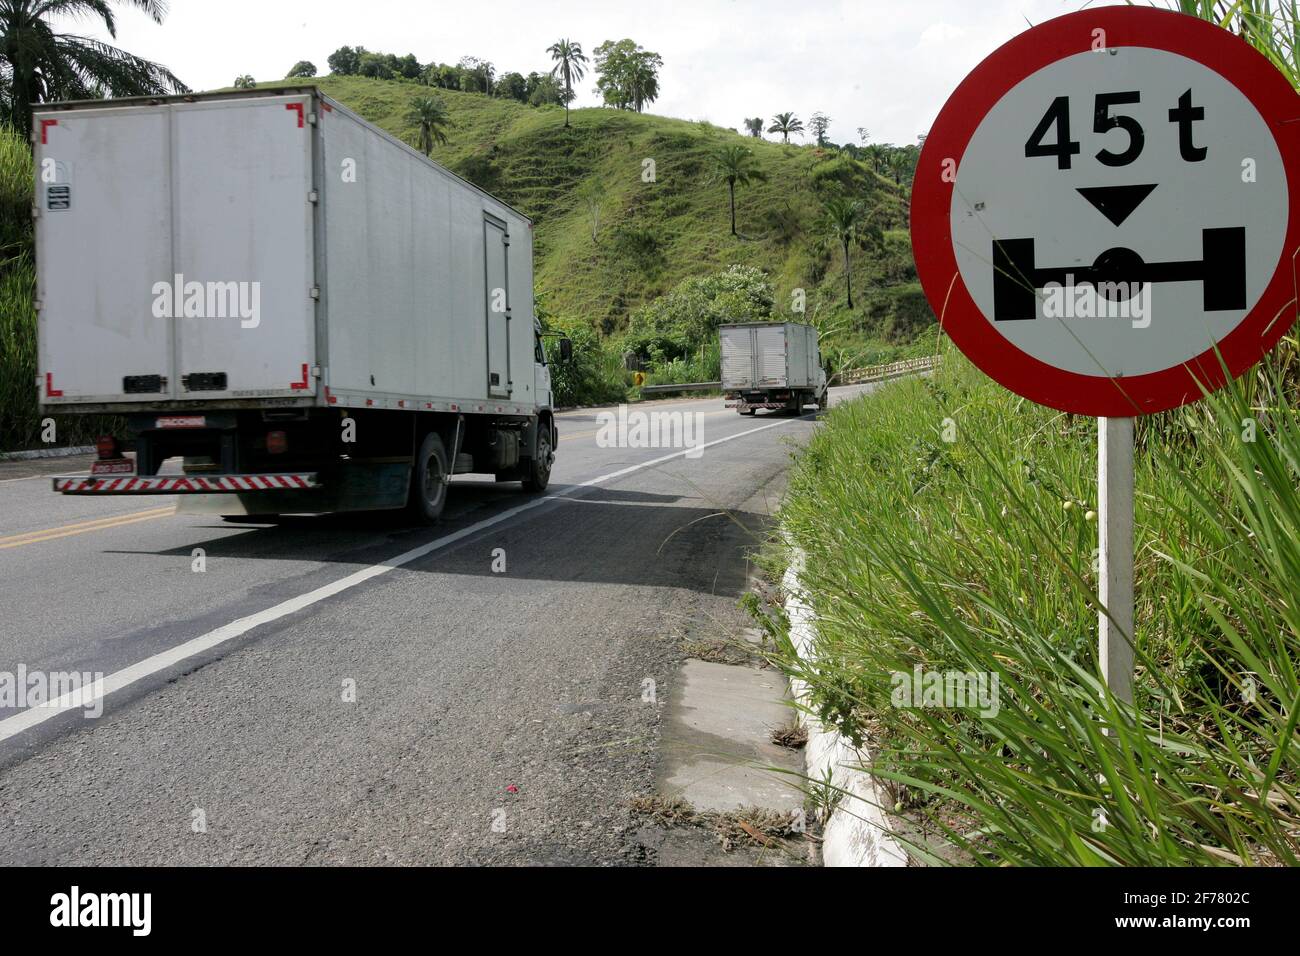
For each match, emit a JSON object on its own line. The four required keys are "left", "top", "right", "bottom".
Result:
{"left": 303, "top": 76, "right": 932, "bottom": 359}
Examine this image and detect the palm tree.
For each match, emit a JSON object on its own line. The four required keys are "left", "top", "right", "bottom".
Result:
{"left": 888, "top": 150, "right": 909, "bottom": 186}
{"left": 547, "top": 38, "right": 587, "bottom": 128}
{"left": 408, "top": 95, "right": 451, "bottom": 155}
{"left": 712, "top": 144, "right": 767, "bottom": 237}
{"left": 743, "top": 117, "right": 763, "bottom": 138}
{"left": 864, "top": 144, "right": 886, "bottom": 175}
{"left": 1, "top": 0, "right": 188, "bottom": 138}
{"left": 821, "top": 197, "right": 871, "bottom": 308}
{"left": 767, "top": 112, "right": 804, "bottom": 144}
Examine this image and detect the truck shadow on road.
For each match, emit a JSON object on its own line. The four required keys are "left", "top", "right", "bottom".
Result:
{"left": 101, "top": 483, "right": 774, "bottom": 598}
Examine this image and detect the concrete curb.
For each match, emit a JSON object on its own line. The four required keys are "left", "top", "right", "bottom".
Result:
{"left": 782, "top": 547, "right": 909, "bottom": 867}
{"left": 0, "top": 445, "right": 94, "bottom": 461}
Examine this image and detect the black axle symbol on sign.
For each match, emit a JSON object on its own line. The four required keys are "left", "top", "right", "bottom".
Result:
{"left": 991, "top": 228, "right": 1246, "bottom": 321}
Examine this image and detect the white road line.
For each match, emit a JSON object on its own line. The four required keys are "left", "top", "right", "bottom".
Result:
{"left": 0, "top": 413, "right": 809, "bottom": 743}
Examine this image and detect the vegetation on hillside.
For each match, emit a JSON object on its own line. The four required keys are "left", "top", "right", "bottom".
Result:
{"left": 238, "top": 71, "right": 928, "bottom": 404}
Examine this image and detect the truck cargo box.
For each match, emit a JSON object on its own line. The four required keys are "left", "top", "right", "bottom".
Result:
{"left": 34, "top": 88, "right": 543, "bottom": 418}
{"left": 720, "top": 322, "right": 822, "bottom": 390}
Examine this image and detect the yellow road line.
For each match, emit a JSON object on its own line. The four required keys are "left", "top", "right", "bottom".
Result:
{"left": 0, "top": 506, "right": 176, "bottom": 549}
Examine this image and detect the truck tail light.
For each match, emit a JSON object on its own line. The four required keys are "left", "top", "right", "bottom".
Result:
{"left": 96, "top": 435, "right": 120, "bottom": 460}
{"left": 266, "top": 430, "right": 288, "bottom": 455}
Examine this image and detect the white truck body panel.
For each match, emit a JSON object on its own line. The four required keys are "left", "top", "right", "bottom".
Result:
{"left": 34, "top": 89, "right": 538, "bottom": 416}
{"left": 720, "top": 322, "right": 823, "bottom": 390}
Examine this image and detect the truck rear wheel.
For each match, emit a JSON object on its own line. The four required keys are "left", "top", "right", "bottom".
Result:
{"left": 522, "top": 428, "right": 553, "bottom": 493}
{"left": 410, "top": 433, "right": 449, "bottom": 523}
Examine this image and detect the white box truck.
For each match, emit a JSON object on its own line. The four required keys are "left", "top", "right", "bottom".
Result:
{"left": 720, "top": 322, "right": 826, "bottom": 415}
{"left": 35, "top": 88, "right": 565, "bottom": 522}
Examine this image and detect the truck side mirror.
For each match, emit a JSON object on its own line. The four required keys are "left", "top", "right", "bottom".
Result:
{"left": 558, "top": 337, "right": 573, "bottom": 362}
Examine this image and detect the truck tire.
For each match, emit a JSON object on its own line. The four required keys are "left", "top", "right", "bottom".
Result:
{"left": 522, "top": 427, "right": 553, "bottom": 493}
{"left": 818, "top": 391, "right": 828, "bottom": 411}
{"left": 409, "top": 432, "right": 450, "bottom": 523}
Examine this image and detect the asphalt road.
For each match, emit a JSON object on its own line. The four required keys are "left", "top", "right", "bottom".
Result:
{"left": 0, "top": 386, "right": 873, "bottom": 865}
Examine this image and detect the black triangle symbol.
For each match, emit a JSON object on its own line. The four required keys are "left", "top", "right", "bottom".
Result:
{"left": 1076, "top": 184, "right": 1157, "bottom": 227}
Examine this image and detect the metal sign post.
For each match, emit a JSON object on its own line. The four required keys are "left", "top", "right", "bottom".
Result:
{"left": 1097, "top": 417, "right": 1135, "bottom": 704}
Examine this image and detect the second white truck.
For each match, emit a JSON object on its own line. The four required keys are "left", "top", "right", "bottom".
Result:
{"left": 720, "top": 322, "right": 827, "bottom": 415}
{"left": 36, "top": 87, "right": 566, "bottom": 522}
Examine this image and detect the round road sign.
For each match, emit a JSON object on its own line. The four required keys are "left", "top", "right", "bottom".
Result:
{"left": 912, "top": 7, "right": 1300, "bottom": 416}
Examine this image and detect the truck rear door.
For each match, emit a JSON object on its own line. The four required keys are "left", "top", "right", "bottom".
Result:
{"left": 171, "top": 96, "right": 316, "bottom": 399}
{"left": 720, "top": 326, "right": 755, "bottom": 389}
{"left": 755, "top": 325, "right": 788, "bottom": 387}
{"left": 36, "top": 105, "right": 173, "bottom": 404}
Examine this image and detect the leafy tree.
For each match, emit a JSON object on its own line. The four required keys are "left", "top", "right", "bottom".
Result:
{"left": 458, "top": 56, "right": 494, "bottom": 93}
{"left": 358, "top": 52, "right": 394, "bottom": 79}
{"left": 286, "top": 61, "right": 316, "bottom": 78}
{"left": 767, "top": 111, "right": 804, "bottom": 143}
{"left": 711, "top": 144, "right": 767, "bottom": 237}
{"left": 0, "top": 0, "right": 187, "bottom": 138}
{"left": 626, "top": 54, "right": 659, "bottom": 112}
{"left": 743, "top": 117, "right": 764, "bottom": 138}
{"left": 408, "top": 95, "right": 451, "bottom": 155}
{"left": 527, "top": 73, "right": 565, "bottom": 106}
{"left": 422, "top": 63, "right": 461, "bottom": 89}
{"left": 809, "top": 112, "right": 831, "bottom": 147}
{"left": 496, "top": 71, "right": 528, "bottom": 102}
{"left": 547, "top": 38, "right": 587, "bottom": 127}
{"left": 593, "top": 39, "right": 661, "bottom": 112}
{"left": 327, "top": 45, "right": 364, "bottom": 76}
{"left": 856, "top": 127, "right": 869, "bottom": 145}
{"left": 820, "top": 197, "right": 880, "bottom": 308}
{"left": 394, "top": 53, "right": 421, "bottom": 80}
{"left": 233, "top": 74, "right": 256, "bottom": 89}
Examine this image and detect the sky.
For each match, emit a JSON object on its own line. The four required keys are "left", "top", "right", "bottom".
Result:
{"left": 54, "top": 0, "right": 1132, "bottom": 146}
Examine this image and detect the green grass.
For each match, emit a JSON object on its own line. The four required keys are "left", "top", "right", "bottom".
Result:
{"left": 763, "top": 342, "right": 1300, "bottom": 865}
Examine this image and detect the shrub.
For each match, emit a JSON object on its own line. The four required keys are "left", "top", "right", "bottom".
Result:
{"left": 623, "top": 265, "right": 774, "bottom": 364}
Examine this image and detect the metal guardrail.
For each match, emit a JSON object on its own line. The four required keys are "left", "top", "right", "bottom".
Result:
{"left": 833, "top": 355, "right": 941, "bottom": 386}
{"left": 638, "top": 381, "right": 722, "bottom": 395}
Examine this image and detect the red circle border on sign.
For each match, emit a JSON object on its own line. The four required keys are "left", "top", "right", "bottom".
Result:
{"left": 911, "top": 7, "right": 1300, "bottom": 416}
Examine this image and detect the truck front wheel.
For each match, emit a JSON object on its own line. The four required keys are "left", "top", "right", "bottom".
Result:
{"left": 410, "top": 432, "right": 449, "bottom": 523}
{"left": 522, "top": 427, "right": 553, "bottom": 493}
